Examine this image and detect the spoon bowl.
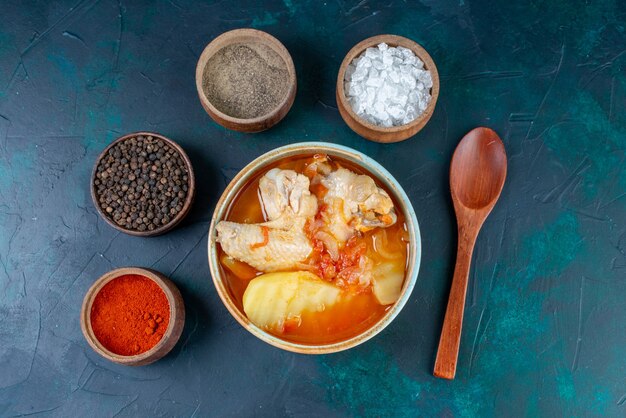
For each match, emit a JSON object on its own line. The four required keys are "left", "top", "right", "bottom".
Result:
{"left": 451, "top": 127, "right": 507, "bottom": 210}
{"left": 434, "top": 127, "right": 507, "bottom": 379}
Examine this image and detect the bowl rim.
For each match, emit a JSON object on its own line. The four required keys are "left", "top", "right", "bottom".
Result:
{"left": 207, "top": 142, "right": 421, "bottom": 354}
{"left": 195, "top": 28, "right": 297, "bottom": 125}
{"left": 336, "top": 34, "right": 440, "bottom": 133}
{"left": 90, "top": 131, "right": 196, "bottom": 237}
{"left": 80, "top": 267, "right": 184, "bottom": 365}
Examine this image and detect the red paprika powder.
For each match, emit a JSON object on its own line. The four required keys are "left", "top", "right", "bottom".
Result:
{"left": 90, "top": 274, "right": 170, "bottom": 356}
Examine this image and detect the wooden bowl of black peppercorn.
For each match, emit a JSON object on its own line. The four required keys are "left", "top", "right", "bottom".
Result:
{"left": 91, "top": 132, "right": 196, "bottom": 237}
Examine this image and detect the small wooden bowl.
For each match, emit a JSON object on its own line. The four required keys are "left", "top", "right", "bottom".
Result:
{"left": 91, "top": 132, "right": 196, "bottom": 237}
{"left": 195, "top": 28, "right": 297, "bottom": 133}
{"left": 80, "top": 267, "right": 185, "bottom": 366}
{"left": 336, "top": 34, "right": 440, "bottom": 143}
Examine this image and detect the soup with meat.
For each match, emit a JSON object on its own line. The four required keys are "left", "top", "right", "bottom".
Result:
{"left": 216, "top": 154, "right": 408, "bottom": 345}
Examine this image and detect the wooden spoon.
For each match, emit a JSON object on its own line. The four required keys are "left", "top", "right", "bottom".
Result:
{"left": 434, "top": 127, "right": 507, "bottom": 379}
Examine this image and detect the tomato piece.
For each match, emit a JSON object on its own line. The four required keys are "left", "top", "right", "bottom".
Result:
{"left": 315, "top": 204, "right": 328, "bottom": 220}
{"left": 319, "top": 253, "right": 337, "bottom": 281}
{"left": 337, "top": 239, "right": 366, "bottom": 271}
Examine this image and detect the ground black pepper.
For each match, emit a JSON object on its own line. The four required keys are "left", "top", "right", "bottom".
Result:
{"left": 93, "top": 135, "right": 189, "bottom": 232}
{"left": 202, "top": 43, "right": 289, "bottom": 119}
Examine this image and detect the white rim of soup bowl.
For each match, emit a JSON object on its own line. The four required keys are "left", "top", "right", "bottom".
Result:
{"left": 207, "top": 142, "right": 421, "bottom": 354}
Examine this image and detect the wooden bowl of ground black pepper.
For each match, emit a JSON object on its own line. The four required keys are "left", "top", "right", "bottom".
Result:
{"left": 80, "top": 267, "right": 185, "bottom": 366}
{"left": 195, "top": 28, "right": 297, "bottom": 133}
{"left": 91, "top": 132, "right": 195, "bottom": 237}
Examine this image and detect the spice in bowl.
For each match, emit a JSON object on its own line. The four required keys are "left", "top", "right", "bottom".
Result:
{"left": 201, "top": 43, "right": 290, "bottom": 119}
{"left": 81, "top": 267, "right": 185, "bottom": 365}
{"left": 90, "top": 274, "right": 170, "bottom": 356}
{"left": 92, "top": 133, "right": 193, "bottom": 235}
{"left": 344, "top": 43, "right": 433, "bottom": 127}
{"left": 195, "top": 29, "right": 297, "bottom": 132}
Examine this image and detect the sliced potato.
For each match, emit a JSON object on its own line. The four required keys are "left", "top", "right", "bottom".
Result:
{"left": 372, "top": 262, "right": 405, "bottom": 305}
{"left": 243, "top": 271, "right": 340, "bottom": 330}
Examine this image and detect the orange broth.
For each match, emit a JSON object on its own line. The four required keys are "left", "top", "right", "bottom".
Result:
{"left": 218, "top": 154, "right": 409, "bottom": 345}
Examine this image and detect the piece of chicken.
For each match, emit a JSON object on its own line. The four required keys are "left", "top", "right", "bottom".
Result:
{"left": 216, "top": 221, "right": 312, "bottom": 271}
{"left": 216, "top": 169, "right": 316, "bottom": 272}
{"left": 321, "top": 168, "right": 397, "bottom": 242}
{"left": 259, "top": 168, "right": 317, "bottom": 221}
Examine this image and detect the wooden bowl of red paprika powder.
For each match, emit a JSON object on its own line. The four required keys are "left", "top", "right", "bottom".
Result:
{"left": 80, "top": 267, "right": 185, "bottom": 366}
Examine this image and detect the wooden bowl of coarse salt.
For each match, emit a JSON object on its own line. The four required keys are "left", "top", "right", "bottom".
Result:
{"left": 336, "top": 34, "right": 440, "bottom": 143}
{"left": 195, "top": 28, "right": 297, "bottom": 133}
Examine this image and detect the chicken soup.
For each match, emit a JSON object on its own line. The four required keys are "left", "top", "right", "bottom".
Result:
{"left": 216, "top": 154, "right": 408, "bottom": 344}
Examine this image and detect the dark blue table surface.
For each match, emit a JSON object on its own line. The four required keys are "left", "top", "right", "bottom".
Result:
{"left": 1, "top": 0, "right": 625, "bottom": 416}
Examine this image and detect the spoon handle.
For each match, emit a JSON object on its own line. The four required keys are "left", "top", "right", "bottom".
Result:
{"left": 434, "top": 224, "right": 478, "bottom": 379}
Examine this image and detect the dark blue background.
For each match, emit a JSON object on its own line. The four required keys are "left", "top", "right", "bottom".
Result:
{"left": 0, "top": 0, "right": 625, "bottom": 416}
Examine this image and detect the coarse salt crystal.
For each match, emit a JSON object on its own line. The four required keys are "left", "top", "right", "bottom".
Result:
{"left": 364, "top": 47, "right": 379, "bottom": 59}
{"left": 344, "top": 43, "right": 433, "bottom": 127}
{"left": 397, "top": 46, "right": 412, "bottom": 56}
{"left": 366, "top": 76, "right": 383, "bottom": 88}
{"left": 387, "top": 104, "right": 405, "bottom": 119}
{"left": 389, "top": 70, "right": 400, "bottom": 83}
{"left": 345, "top": 63, "right": 356, "bottom": 79}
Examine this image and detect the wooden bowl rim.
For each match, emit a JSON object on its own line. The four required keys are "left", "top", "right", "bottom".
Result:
{"left": 207, "top": 142, "right": 422, "bottom": 354}
{"left": 195, "top": 28, "right": 297, "bottom": 125}
{"left": 80, "top": 267, "right": 183, "bottom": 365}
{"left": 336, "top": 34, "right": 440, "bottom": 133}
{"left": 90, "top": 131, "right": 196, "bottom": 237}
